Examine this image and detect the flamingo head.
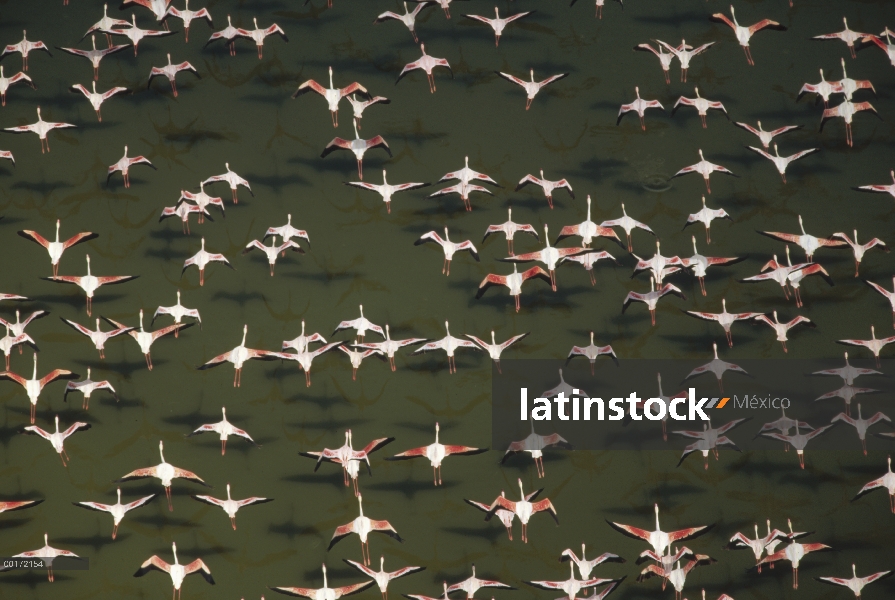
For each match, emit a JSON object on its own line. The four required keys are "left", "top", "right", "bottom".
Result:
{"left": 420, "top": 43, "right": 426, "bottom": 53}
{"left": 225, "top": 162, "right": 230, "bottom": 171}
{"left": 54, "top": 414, "right": 60, "bottom": 429}
{"left": 117, "top": 487, "right": 122, "bottom": 502}
{"left": 200, "top": 237, "right": 206, "bottom": 250}
{"left": 722, "top": 298, "right": 727, "bottom": 311}
{"left": 635, "top": 86, "right": 640, "bottom": 97}
{"left": 691, "top": 235, "right": 697, "bottom": 253}
{"left": 517, "top": 478, "right": 525, "bottom": 496}
{"left": 698, "top": 148, "right": 705, "bottom": 160}
{"left": 712, "top": 342, "right": 719, "bottom": 358}
{"left": 226, "top": 483, "right": 232, "bottom": 499}
{"left": 444, "top": 320, "right": 450, "bottom": 335}
{"left": 508, "top": 206, "right": 512, "bottom": 219}
{"left": 176, "top": 289, "right": 181, "bottom": 302}
{"left": 757, "top": 120, "right": 762, "bottom": 129}
{"left": 254, "top": 17, "right": 259, "bottom": 28}
{"left": 494, "top": 6, "right": 499, "bottom": 16}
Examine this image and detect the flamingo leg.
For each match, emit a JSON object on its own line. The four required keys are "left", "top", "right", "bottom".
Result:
{"left": 550, "top": 271, "right": 557, "bottom": 292}
{"left": 185, "top": 28, "right": 190, "bottom": 43}
{"left": 794, "top": 568, "right": 799, "bottom": 589}
{"left": 496, "top": 360, "right": 502, "bottom": 374}
{"left": 221, "top": 439, "right": 226, "bottom": 456}
{"left": 232, "top": 189, "right": 238, "bottom": 204}
{"left": 231, "top": 516, "right": 237, "bottom": 530}
{"left": 146, "top": 353, "right": 153, "bottom": 370}
{"left": 112, "top": 523, "right": 118, "bottom": 539}
{"left": 495, "top": 35, "right": 500, "bottom": 47}
{"left": 270, "top": 264, "right": 275, "bottom": 277}
{"left": 626, "top": 234, "right": 633, "bottom": 253}
{"left": 331, "top": 111, "right": 338, "bottom": 128}
{"left": 726, "top": 330, "right": 733, "bottom": 348}
{"left": 650, "top": 309, "right": 656, "bottom": 326}
{"left": 663, "top": 70, "right": 670, "bottom": 84}
{"left": 700, "top": 115, "right": 707, "bottom": 128}
{"left": 547, "top": 196, "right": 554, "bottom": 209}
{"left": 60, "top": 451, "right": 68, "bottom": 467}
{"left": 862, "top": 438, "right": 867, "bottom": 455}
{"left": 706, "top": 228, "right": 711, "bottom": 244}
{"left": 854, "top": 261, "right": 860, "bottom": 278}
{"left": 83, "top": 396, "right": 89, "bottom": 410}
{"left": 525, "top": 98, "right": 532, "bottom": 111}
{"left": 444, "top": 6, "right": 451, "bottom": 18}
{"left": 353, "top": 477, "right": 359, "bottom": 497}
{"left": 199, "top": 269, "right": 205, "bottom": 286}
{"left": 171, "top": 80, "right": 178, "bottom": 97}
{"left": 705, "top": 177, "right": 712, "bottom": 194}
{"left": 639, "top": 115, "right": 646, "bottom": 131}
{"left": 744, "top": 46, "right": 754, "bottom": 66}
{"left": 588, "top": 269, "right": 596, "bottom": 286}
{"left": 389, "top": 356, "right": 396, "bottom": 372}
{"left": 306, "top": 370, "right": 312, "bottom": 387}
{"left": 522, "top": 523, "right": 528, "bottom": 543}
{"left": 48, "top": 566, "right": 53, "bottom": 582}
{"left": 782, "top": 341, "right": 788, "bottom": 353}
{"left": 87, "top": 296, "right": 92, "bottom": 317}
{"left": 682, "top": 68, "right": 687, "bottom": 83}
{"left": 166, "top": 486, "right": 173, "bottom": 511}
{"left": 258, "top": 45, "right": 263, "bottom": 60}
{"left": 427, "top": 73, "right": 436, "bottom": 93}
{"left": 433, "top": 466, "right": 438, "bottom": 486}
{"left": 358, "top": 159, "right": 364, "bottom": 180}
{"left": 798, "top": 453, "right": 805, "bottom": 469}
{"left": 662, "top": 420, "right": 667, "bottom": 441}
{"left": 352, "top": 367, "right": 357, "bottom": 381}
{"left": 700, "top": 277, "right": 706, "bottom": 296}
{"left": 97, "top": 108, "right": 102, "bottom": 122}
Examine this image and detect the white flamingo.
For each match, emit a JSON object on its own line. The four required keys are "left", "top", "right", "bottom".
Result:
{"left": 22, "top": 414, "right": 91, "bottom": 467}
{"left": 17, "top": 219, "right": 97, "bottom": 277}
{"left": 134, "top": 541, "right": 215, "bottom": 598}
{"left": 73, "top": 487, "right": 155, "bottom": 539}
{"left": 116, "top": 440, "right": 210, "bottom": 511}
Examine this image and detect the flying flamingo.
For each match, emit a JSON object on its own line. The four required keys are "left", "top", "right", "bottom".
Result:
{"left": 107, "top": 145, "right": 155, "bottom": 187}
{"left": 486, "top": 479, "right": 558, "bottom": 543}
{"left": 279, "top": 341, "right": 344, "bottom": 387}
{"left": 134, "top": 541, "right": 215, "bottom": 598}
{"left": 758, "top": 520, "right": 831, "bottom": 588}
{"left": 82, "top": 4, "right": 131, "bottom": 44}
{"left": 747, "top": 144, "right": 818, "bottom": 184}
{"left": 820, "top": 99, "right": 880, "bottom": 147}
{"left": 570, "top": 0, "right": 622, "bottom": 19}
{"left": 725, "top": 524, "right": 786, "bottom": 573}
{"left": 739, "top": 253, "right": 805, "bottom": 299}
{"left": 333, "top": 305, "right": 384, "bottom": 341}
{"left": 243, "top": 237, "right": 305, "bottom": 276}
{"left": 57, "top": 35, "right": 126, "bottom": 81}
{"left": 282, "top": 320, "right": 327, "bottom": 353}
{"left": 500, "top": 225, "right": 593, "bottom": 291}
{"left": 465, "top": 330, "right": 528, "bottom": 373}
{"left": 0, "top": 326, "right": 35, "bottom": 370}
{"left": 754, "top": 311, "right": 815, "bottom": 353}
{"left": 482, "top": 207, "right": 538, "bottom": 256}
{"left": 236, "top": 17, "right": 288, "bottom": 59}
{"left": 160, "top": 203, "right": 213, "bottom": 235}
{"left": 340, "top": 345, "right": 380, "bottom": 380}
{"left": 685, "top": 298, "right": 762, "bottom": 347}
{"left": 264, "top": 214, "right": 310, "bottom": 250}
{"left": 61, "top": 316, "right": 133, "bottom": 359}
{"left": 329, "top": 494, "right": 404, "bottom": 566}
{"left": 657, "top": 39, "right": 715, "bottom": 82}
{"left": 680, "top": 237, "right": 744, "bottom": 295}
{"left": 269, "top": 563, "right": 375, "bottom": 600}
{"left": 108, "top": 309, "right": 192, "bottom": 370}
{"left": 22, "top": 414, "right": 91, "bottom": 467}
{"left": 816, "top": 564, "right": 893, "bottom": 598}
{"left": 346, "top": 94, "right": 391, "bottom": 130}
{"left": 832, "top": 404, "right": 891, "bottom": 455}
{"left": 600, "top": 203, "right": 656, "bottom": 252}
{"left": 204, "top": 14, "right": 241, "bottom": 55}
{"left": 683, "top": 196, "right": 732, "bottom": 244}
{"left": 637, "top": 554, "right": 715, "bottom": 600}
{"left": 761, "top": 423, "right": 834, "bottom": 469}
{"left": 116, "top": 440, "right": 210, "bottom": 511}
{"left": 837, "top": 325, "right": 895, "bottom": 367}
{"left": 682, "top": 342, "right": 750, "bottom": 393}
{"left": 566, "top": 332, "right": 618, "bottom": 373}
{"left": 623, "top": 276, "right": 686, "bottom": 326}
{"left": 176, "top": 183, "right": 224, "bottom": 225}
{"left": 672, "top": 88, "right": 729, "bottom": 128}
{"left": 385, "top": 423, "right": 487, "bottom": 486}
{"left": 811, "top": 351, "right": 882, "bottom": 385}
{"left": 526, "top": 564, "right": 616, "bottom": 600}
{"left": 3, "top": 534, "right": 79, "bottom": 582}
{"left": 414, "top": 227, "right": 479, "bottom": 275}
{"left": 865, "top": 278, "right": 895, "bottom": 328}
{"left": 182, "top": 238, "right": 233, "bottom": 286}
{"left": 560, "top": 544, "right": 625, "bottom": 580}
{"left": 815, "top": 384, "right": 880, "bottom": 417}
{"left": 439, "top": 155, "right": 500, "bottom": 187}
{"left": 412, "top": 321, "right": 478, "bottom": 374}
{"left": 673, "top": 418, "right": 748, "bottom": 469}
{"left": 618, "top": 87, "right": 665, "bottom": 130}
{"left": 672, "top": 149, "right": 736, "bottom": 194}
{"left": 352, "top": 324, "right": 426, "bottom": 372}
{"left": 102, "top": 14, "right": 176, "bottom": 57}
{"left": 17, "top": 219, "right": 97, "bottom": 278}
{"left": 0, "top": 30, "right": 52, "bottom": 71}
{"left": 374, "top": 2, "right": 435, "bottom": 43}
{"left": 607, "top": 504, "right": 713, "bottom": 556}
{"left": 475, "top": 264, "right": 551, "bottom": 312}
{"left": 299, "top": 430, "right": 394, "bottom": 496}
{"left": 198, "top": 324, "right": 285, "bottom": 387}
{"left": 2, "top": 106, "right": 76, "bottom": 153}
{"left": 555, "top": 196, "right": 622, "bottom": 248}
{"left": 152, "top": 290, "right": 201, "bottom": 336}
{"left": 812, "top": 17, "right": 869, "bottom": 58}
{"left": 496, "top": 69, "right": 569, "bottom": 110}
{"left": 121, "top": 0, "right": 175, "bottom": 22}
{"left": 344, "top": 171, "right": 430, "bottom": 214}
{"left": 835, "top": 58, "right": 875, "bottom": 101}
{"left": 187, "top": 407, "right": 258, "bottom": 455}
{"left": 734, "top": 121, "right": 801, "bottom": 149}
{"left": 192, "top": 483, "right": 272, "bottom": 530}
{"left": 852, "top": 456, "right": 895, "bottom": 513}
{"left": 561, "top": 250, "right": 618, "bottom": 286}
{"left": 862, "top": 28, "right": 895, "bottom": 69}
{"left": 631, "top": 240, "right": 683, "bottom": 284}
{"left": 322, "top": 121, "right": 391, "bottom": 180}
{"left": 0, "top": 499, "right": 42, "bottom": 515}
{"left": 634, "top": 42, "right": 674, "bottom": 84}
{"left": 832, "top": 230, "right": 888, "bottom": 276}
{"left": 0, "top": 352, "right": 78, "bottom": 423}
{"left": 293, "top": 67, "right": 369, "bottom": 128}
{"left": 63, "top": 367, "right": 118, "bottom": 410}
{"left": 148, "top": 53, "right": 199, "bottom": 97}
{"left": 501, "top": 415, "right": 573, "bottom": 477}
{"left": 73, "top": 487, "right": 155, "bottom": 539}
{"left": 709, "top": 5, "right": 787, "bottom": 66}
{"left": 465, "top": 493, "right": 519, "bottom": 540}
{"left": 462, "top": 7, "right": 533, "bottom": 47}
{"left": 798, "top": 69, "right": 842, "bottom": 108}
{"left": 429, "top": 179, "right": 494, "bottom": 211}
{"left": 397, "top": 43, "right": 452, "bottom": 93}
{"left": 201, "top": 162, "right": 252, "bottom": 203}
{"left": 759, "top": 215, "right": 848, "bottom": 262}
{"left": 344, "top": 556, "right": 425, "bottom": 600}
{"left": 162, "top": 0, "right": 214, "bottom": 42}
{"left": 0, "top": 65, "right": 34, "bottom": 105}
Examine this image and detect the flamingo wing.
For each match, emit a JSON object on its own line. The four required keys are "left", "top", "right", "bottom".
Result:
{"left": 496, "top": 71, "right": 526, "bottom": 88}
{"left": 443, "top": 445, "right": 488, "bottom": 457}
{"left": 173, "top": 467, "right": 211, "bottom": 486}
{"left": 385, "top": 446, "right": 429, "bottom": 460}
{"left": 191, "top": 493, "right": 225, "bottom": 507}
{"left": 182, "top": 558, "right": 215, "bottom": 584}
{"left": 475, "top": 274, "right": 508, "bottom": 298}
{"left": 708, "top": 13, "right": 736, "bottom": 30}
{"left": 16, "top": 229, "right": 52, "bottom": 249}
{"left": 539, "top": 73, "right": 569, "bottom": 87}
{"left": 268, "top": 586, "right": 318, "bottom": 598}
{"left": 334, "top": 580, "right": 377, "bottom": 597}
{"left": 328, "top": 522, "right": 357, "bottom": 549}
{"left": 134, "top": 555, "right": 172, "bottom": 577}
{"left": 606, "top": 520, "right": 652, "bottom": 542}
{"left": 320, "top": 137, "right": 352, "bottom": 158}
{"left": 62, "top": 422, "right": 91, "bottom": 437}
{"left": 750, "top": 19, "right": 787, "bottom": 34}
{"left": 40, "top": 369, "right": 79, "bottom": 387}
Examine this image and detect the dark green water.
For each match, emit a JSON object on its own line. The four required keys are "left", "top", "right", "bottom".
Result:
{"left": 1, "top": 0, "right": 894, "bottom": 598}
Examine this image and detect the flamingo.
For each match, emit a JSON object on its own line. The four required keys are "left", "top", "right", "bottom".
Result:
{"left": 187, "top": 407, "right": 258, "bottom": 455}
{"left": 465, "top": 493, "right": 518, "bottom": 540}
{"left": 18, "top": 219, "right": 98, "bottom": 278}
{"left": 527, "top": 563, "right": 617, "bottom": 600}
{"left": 757, "top": 520, "right": 831, "bottom": 588}
{"left": 73, "top": 488, "right": 155, "bottom": 539}
{"left": 622, "top": 276, "right": 686, "bottom": 326}
{"left": 269, "top": 563, "right": 375, "bottom": 600}
{"left": 412, "top": 321, "right": 478, "bottom": 374}
{"left": 204, "top": 14, "right": 241, "bottom": 55}
{"left": 832, "top": 230, "right": 888, "bottom": 276}
{"left": 811, "top": 351, "right": 882, "bottom": 385}
{"left": 243, "top": 237, "right": 305, "bottom": 276}
{"left": 413, "top": 0, "right": 466, "bottom": 19}
{"left": 339, "top": 345, "right": 385, "bottom": 380}
{"left": 570, "top": 0, "right": 622, "bottom": 19}
{"left": 293, "top": 67, "right": 369, "bottom": 128}
{"left": 63, "top": 367, "right": 118, "bottom": 410}
{"left": 618, "top": 87, "right": 664, "bottom": 130}
{"left": 798, "top": 69, "right": 843, "bottom": 108}
{"left": 0, "top": 352, "right": 77, "bottom": 423}
{"left": 282, "top": 321, "right": 327, "bottom": 354}
{"left": 862, "top": 28, "right": 895, "bottom": 69}
{"left": 709, "top": 5, "right": 787, "bottom": 66}
{"left": 812, "top": 17, "right": 869, "bottom": 59}
{"left": 759, "top": 215, "right": 848, "bottom": 262}
{"left": 279, "top": 341, "right": 344, "bottom": 387}
{"left": 110, "top": 309, "right": 192, "bottom": 370}
{"left": 0, "top": 30, "right": 52, "bottom": 71}
{"left": 192, "top": 483, "right": 272, "bottom": 530}
{"left": 560, "top": 545, "right": 625, "bottom": 580}
{"left": 346, "top": 94, "right": 391, "bottom": 130}
{"left": 682, "top": 342, "right": 750, "bottom": 393}
{"left": 657, "top": 39, "right": 714, "bottom": 82}
{"left": 725, "top": 524, "right": 786, "bottom": 573}
{"left": 816, "top": 564, "right": 893, "bottom": 598}
{"left": 734, "top": 121, "right": 801, "bottom": 149}
{"left": 264, "top": 215, "right": 310, "bottom": 250}
{"left": 162, "top": 0, "right": 214, "bottom": 42}
{"left": 637, "top": 554, "right": 715, "bottom": 600}
{"left": 820, "top": 99, "right": 880, "bottom": 147}
{"left": 683, "top": 197, "right": 732, "bottom": 245}
{"left": 333, "top": 305, "right": 385, "bottom": 341}
{"left": 463, "top": 7, "right": 533, "bottom": 47}
{"left": 414, "top": 227, "right": 479, "bottom": 275}
{"left": 835, "top": 58, "right": 875, "bottom": 101}
{"left": 82, "top": 4, "right": 131, "bottom": 44}
{"left": 607, "top": 504, "right": 713, "bottom": 557}
{"left": 0, "top": 499, "right": 42, "bottom": 514}
{"left": 672, "top": 88, "right": 729, "bottom": 128}
{"left": 385, "top": 423, "right": 487, "bottom": 486}
{"left": 855, "top": 169, "right": 895, "bottom": 203}
{"left": 329, "top": 494, "right": 404, "bottom": 566}
{"left": 397, "top": 43, "right": 452, "bottom": 93}
{"left": 439, "top": 155, "right": 500, "bottom": 186}
{"left": 565, "top": 332, "right": 618, "bottom": 373}
{"left": 235, "top": 17, "right": 287, "bottom": 59}
{"left": 175, "top": 183, "right": 224, "bottom": 226}
{"left": 754, "top": 311, "right": 814, "bottom": 353}
{"left": 107, "top": 145, "right": 155, "bottom": 186}
{"left": 555, "top": 196, "right": 622, "bottom": 248}
{"left": 375, "top": 2, "right": 436, "bottom": 43}
{"left": 134, "top": 541, "right": 215, "bottom": 598}
{"left": 2, "top": 106, "right": 76, "bottom": 153}
{"left": 747, "top": 144, "right": 818, "bottom": 184}
{"left": 198, "top": 324, "right": 285, "bottom": 387}
{"left": 837, "top": 325, "right": 895, "bottom": 367}
{"left": 672, "top": 149, "right": 736, "bottom": 194}
{"left": 600, "top": 203, "right": 656, "bottom": 252}
{"left": 685, "top": 298, "right": 762, "bottom": 347}
{"left": 865, "top": 278, "right": 895, "bottom": 328}
{"left": 3, "top": 534, "right": 79, "bottom": 582}
{"left": 500, "top": 225, "right": 593, "bottom": 291}
{"left": 322, "top": 121, "right": 391, "bottom": 180}
{"left": 122, "top": 0, "right": 174, "bottom": 22}
{"left": 22, "top": 414, "right": 91, "bottom": 467}
{"left": 475, "top": 265, "right": 551, "bottom": 312}
{"left": 482, "top": 207, "right": 538, "bottom": 256}
{"left": 57, "top": 36, "right": 126, "bottom": 81}
{"left": 486, "top": 479, "right": 558, "bottom": 543}
{"left": 631, "top": 240, "right": 684, "bottom": 284}
{"left": 501, "top": 414, "right": 573, "bottom": 477}
{"left": 673, "top": 418, "right": 749, "bottom": 469}
{"left": 832, "top": 404, "right": 891, "bottom": 455}
{"left": 761, "top": 423, "right": 834, "bottom": 469}
{"left": 300, "top": 430, "right": 394, "bottom": 495}
{"left": 739, "top": 253, "right": 805, "bottom": 299}
{"left": 152, "top": 290, "right": 201, "bottom": 336}
{"left": 148, "top": 53, "right": 199, "bottom": 97}
{"left": 561, "top": 250, "right": 618, "bottom": 286}
{"left": 162, "top": 195, "right": 214, "bottom": 233}
{"left": 496, "top": 69, "right": 569, "bottom": 110}
{"left": 0, "top": 65, "right": 34, "bottom": 106}
{"left": 815, "top": 384, "right": 880, "bottom": 417}
{"left": 116, "top": 440, "right": 210, "bottom": 511}
{"left": 352, "top": 324, "right": 426, "bottom": 372}
{"left": 852, "top": 456, "right": 895, "bottom": 513}
{"left": 0, "top": 325, "right": 36, "bottom": 370}
{"left": 465, "top": 330, "right": 528, "bottom": 373}
{"left": 201, "top": 162, "right": 252, "bottom": 203}
{"left": 344, "top": 171, "right": 429, "bottom": 214}
{"left": 634, "top": 42, "right": 674, "bottom": 84}
{"left": 182, "top": 238, "right": 233, "bottom": 286}
{"left": 102, "top": 14, "right": 176, "bottom": 56}
{"left": 429, "top": 179, "right": 493, "bottom": 212}
{"left": 60, "top": 316, "right": 133, "bottom": 359}
{"left": 344, "top": 556, "right": 425, "bottom": 600}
